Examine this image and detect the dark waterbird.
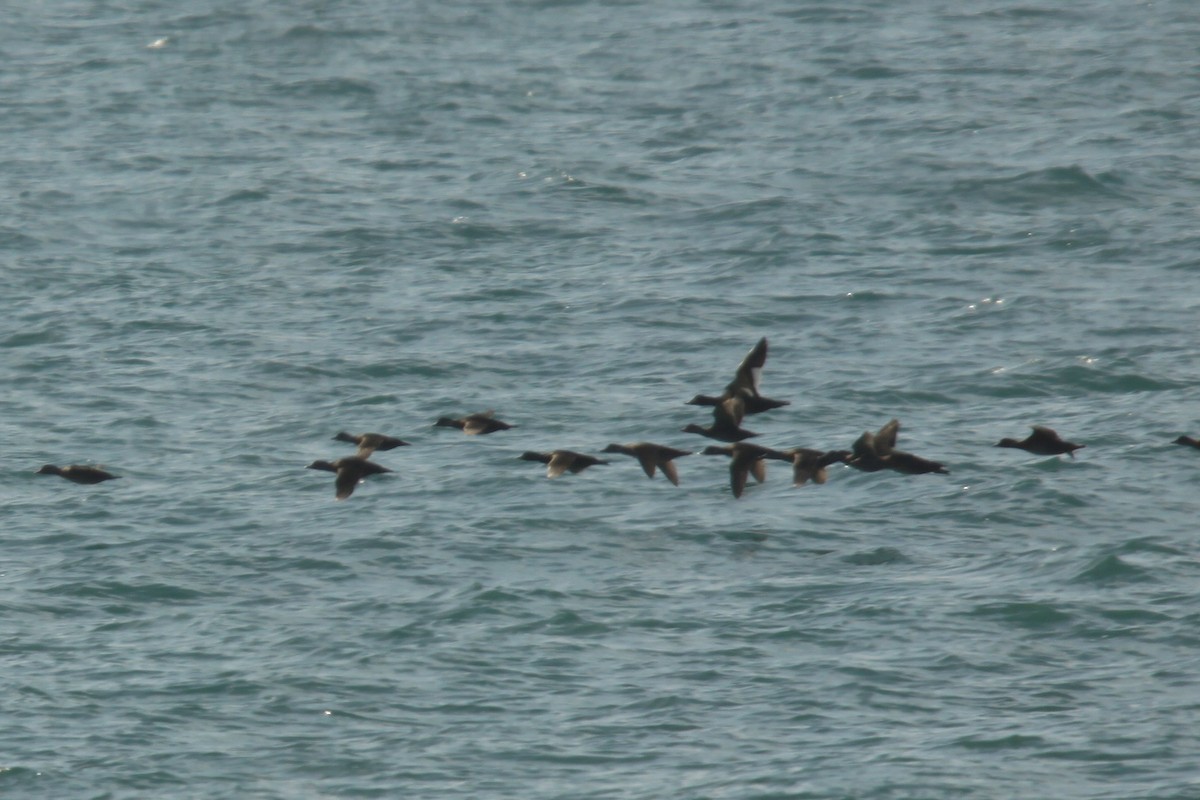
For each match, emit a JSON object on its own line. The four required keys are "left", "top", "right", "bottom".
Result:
{"left": 307, "top": 457, "right": 392, "bottom": 500}
{"left": 682, "top": 394, "right": 759, "bottom": 442}
{"left": 35, "top": 464, "right": 120, "bottom": 484}
{"left": 996, "top": 426, "right": 1084, "bottom": 458}
{"left": 882, "top": 450, "right": 949, "bottom": 475}
{"left": 847, "top": 419, "right": 948, "bottom": 475}
{"left": 1172, "top": 435, "right": 1200, "bottom": 450}
{"left": 686, "top": 336, "right": 790, "bottom": 414}
{"left": 602, "top": 442, "right": 692, "bottom": 486}
{"left": 434, "top": 411, "right": 515, "bottom": 435}
{"left": 777, "top": 448, "right": 853, "bottom": 486}
{"left": 847, "top": 419, "right": 900, "bottom": 472}
{"left": 519, "top": 450, "right": 608, "bottom": 478}
{"left": 702, "top": 442, "right": 791, "bottom": 498}
{"left": 333, "top": 431, "right": 410, "bottom": 458}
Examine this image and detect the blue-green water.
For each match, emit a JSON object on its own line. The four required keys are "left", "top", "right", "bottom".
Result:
{"left": 3, "top": 1, "right": 1200, "bottom": 797}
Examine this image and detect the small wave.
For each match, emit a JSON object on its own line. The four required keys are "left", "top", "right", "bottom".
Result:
{"left": 842, "top": 547, "right": 909, "bottom": 566}
{"left": 956, "top": 733, "right": 1048, "bottom": 751}
{"left": 1071, "top": 554, "right": 1152, "bottom": 585}
{"left": 968, "top": 600, "right": 1073, "bottom": 629}
{"left": 952, "top": 165, "right": 1130, "bottom": 209}
{"left": 40, "top": 580, "right": 205, "bottom": 603}
{"left": 272, "top": 77, "right": 378, "bottom": 100}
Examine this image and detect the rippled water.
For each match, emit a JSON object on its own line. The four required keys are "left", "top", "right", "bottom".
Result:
{"left": 3, "top": 1, "right": 1200, "bottom": 797}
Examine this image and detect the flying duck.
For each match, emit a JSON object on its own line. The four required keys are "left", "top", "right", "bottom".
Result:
{"left": 778, "top": 448, "right": 852, "bottom": 486}
{"left": 686, "top": 336, "right": 790, "bottom": 414}
{"left": 306, "top": 457, "right": 392, "bottom": 500}
{"left": 519, "top": 450, "right": 608, "bottom": 478}
{"left": 434, "top": 411, "right": 515, "bottom": 435}
{"left": 682, "top": 394, "right": 759, "bottom": 442}
{"left": 995, "top": 426, "right": 1084, "bottom": 458}
{"left": 35, "top": 464, "right": 120, "bottom": 484}
{"left": 601, "top": 442, "right": 692, "bottom": 486}
{"left": 1172, "top": 435, "right": 1200, "bottom": 450}
{"left": 847, "top": 419, "right": 900, "bottom": 472}
{"left": 702, "top": 442, "right": 790, "bottom": 498}
{"left": 332, "top": 431, "right": 410, "bottom": 458}
{"left": 883, "top": 450, "right": 950, "bottom": 475}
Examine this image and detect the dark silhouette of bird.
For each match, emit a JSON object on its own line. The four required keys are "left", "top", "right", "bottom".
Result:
{"left": 702, "top": 442, "right": 790, "bottom": 498}
{"left": 36, "top": 464, "right": 120, "bottom": 484}
{"left": 847, "top": 419, "right": 900, "bottom": 472}
{"left": 434, "top": 411, "right": 515, "bottom": 435}
{"left": 332, "top": 431, "right": 410, "bottom": 458}
{"left": 306, "top": 457, "right": 392, "bottom": 500}
{"left": 519, "top": 450, "right": 608, "bottom": 478}
{"left": 778, "top": 448, "right": 852, "bottom": 486}
{"left": 995, "top": 426, "right": 1084, "bottom": 458}
{"left": 601, "top": 442, "right": 692, "bottom": 486}
{"left": 682, "top": 394, "right": 759, "bottom": 442}
{"left": 686, "top": 336, "right": 790, "bottom": 414}
{"left": 1172, "top": 435, "right": 1200, "bottom": 450}
{"left": 847, "top": 419, "right": 948, "bottom": 474}
{"left": 883, "top": 450, "right": 949, "bottom": 475}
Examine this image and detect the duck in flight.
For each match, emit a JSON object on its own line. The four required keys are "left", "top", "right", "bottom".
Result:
{"left": 36, "top": 464, "right": 120, "bottom": 484}
{"left": 306, "top": 457, "right": 392, "bottom": 500}
{"left": 434, "top": 411, "right": 515, "bottom": 435}
{"left": 332, "top": 431, "right": 410, "bottom": 459}
{"left": 702, "top": 442, "right": 790, "bottom": 498}
{"left": 686, "top": 336, "right": 790, "bottom": 414}
{"left": 682, "top": 394, "right": 759, "bottom": 442}
{"left": 995, "top": 426, "right": 1084, "bottom": 458}
{"left": 847, "top": 419, "right": 900, "bottom": 473}
{"left": 776, "top": 448, "right": 852, "bottom": 486}
{"left": 847, "top": 419, "right": 948, "bottom": 475}
{"left": 519, "top": 450, "right": 608, "bottom": 478}
{"left": 601, "top": 442, "right": 692, "bottom": 486}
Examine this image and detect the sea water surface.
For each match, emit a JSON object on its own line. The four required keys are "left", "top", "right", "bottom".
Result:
{"left": 3, "top": 1, "right": 1200, "bottom": 798}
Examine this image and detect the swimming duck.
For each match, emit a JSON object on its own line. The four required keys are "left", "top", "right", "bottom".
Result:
{"left": 434, "top": 411, "right": 515, "bottom": 435}
{"left": 682, "top": 394, "right": 759, "bottom": 442}
{"left": 519, "top": 450, "right": 608, "bottom": 478}
{"left": 778, "top": 448, "right": 852, "bottom": 486}
{"left": 1172, "top": 435, "right": 1200, "bottom": 449}
{"left": 995, "top": 426, "right": 1084, "bottom": 458}
{"left": 332, "top": 431, "right": 410, "bottom": 458}
{"left": 686, "top": 336, "right": 790, "bottom": 414}
{"left": 36, "top": 464, "right": 120, "bottom": 484}
{"left": 702, "top": 442, "right": 790, "bottom": 498}
{"left": 306, "top": 457, "right": 392, "bottom": 500}
{"left": 847, "top": 419, "right": 900, "bottom": 472}
{"left": 601, "top": 442, "right": 692, "bottom": 486}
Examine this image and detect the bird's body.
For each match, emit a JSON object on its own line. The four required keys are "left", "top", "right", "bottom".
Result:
{"left": 682, "top": 395, "right": 759, "bottom": 442}
{"left": 1174, "top": 435, "right": 1200, "bottom": 450}
{"left": 847, "top": 419, "right": 900, "bottom": 472}
{"left": 883, "top": 450, "right": 949, "bottom": 475}
{"left": 602, "top": 442, "right": 691, "bottom": 486}
{"left": 996, "top": 426, "right": 1084, "bottom": 458}
{"left": 779, "top": 448, "right": 852, "bottom": 486}
{"left": 333, "top": 431, "right": 409, "bottom": 458}
{"left": 686, "top": 336, "right": 789, "bottom": 415}
{"left": 36, "top": 464, "right": 119, "bottom": 484}
{"left": 519, "top": 450, "right": 608, "bottom": 478}
{"left": 702, "top": 442, "right": 790, "bottom": 498}
{"left": 307, "top": 457, "right": 392, "bottom": 500}
{"left": 847, "top": 419, "right": 948, "bottom": 474}
{"left": 435, "top": 411, "right": 514, "bottom": 435}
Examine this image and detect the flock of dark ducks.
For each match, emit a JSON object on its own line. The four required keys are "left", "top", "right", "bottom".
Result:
{"left": 35, "top": 337, "right": 1198, "bottom": 500}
